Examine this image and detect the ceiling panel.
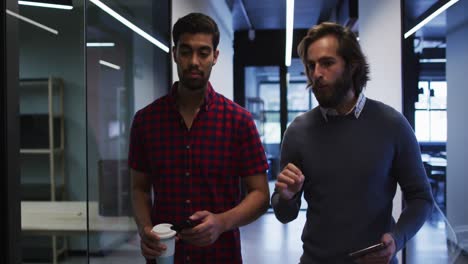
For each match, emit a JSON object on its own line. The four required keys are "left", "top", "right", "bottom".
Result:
{"left": 232, "top": 0, "right": 335, "bottom": 31}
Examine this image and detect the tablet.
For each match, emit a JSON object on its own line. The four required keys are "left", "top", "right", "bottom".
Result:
{"left": 349, "top": 242, "right": 386, "bottom": 259}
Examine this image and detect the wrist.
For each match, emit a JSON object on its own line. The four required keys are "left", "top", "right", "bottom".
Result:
{"left": 138, "top": 223, "right": 152, "bottom": 236}
{"left": 218, "top": 212, "right": 232, "bottom": 232}
{"left": 279, "top": 190, "right": 298, "bottom": 201}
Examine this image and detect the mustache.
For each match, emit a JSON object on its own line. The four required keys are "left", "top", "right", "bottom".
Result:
{"left": 184, "top": 67, "right": 203, "bottom": 75}
{"left": 312, "top": 79, "right": 325, "bottom": 87}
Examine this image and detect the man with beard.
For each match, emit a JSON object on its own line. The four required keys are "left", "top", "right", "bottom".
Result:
{"left": 129, "top": 13, "right": 269, "bottom": 264}
{"left": 271, "top": 22, "right": 433, "bottom": 264}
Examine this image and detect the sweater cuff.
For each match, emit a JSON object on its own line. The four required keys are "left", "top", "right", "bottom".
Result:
{"left": 272, "top": 191, "right": 300, "bottom": 208}
{"left": 389, "top": 231, "right": 404, "bottom": 252}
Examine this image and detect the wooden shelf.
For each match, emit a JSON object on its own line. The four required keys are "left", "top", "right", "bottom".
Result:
{"left": 19, "top": 78, "right": 63, "bottom": 87}
{"left": 20, "top": 148, "right": 64, "bottom": 154}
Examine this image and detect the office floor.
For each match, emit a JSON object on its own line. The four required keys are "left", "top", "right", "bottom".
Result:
{"left": 25, "top": 210, "right": 468, "bottom": 264}
{"left": 27, "top": 185, "right": 467, "bottom": 264}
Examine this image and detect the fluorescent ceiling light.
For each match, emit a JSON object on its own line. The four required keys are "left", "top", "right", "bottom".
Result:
{"left": 420, "top": 58, "right": 446, "bottom": 63}
{"left": 18, "top": 1, "right": 73, "bottom": 10}
{"left": 87, "top": 42, "right": 115, "bottom": 47}
{"left": 6, "top": 9, "right": 58, "bottom": 34}
{"left": 89, "top": 0, "right": 169, "bottom": 53}
{"left": 404, "top": 0, "right": 459, "bottom": 39}
{"left": 99, "top": 60, "right": 121, "bottom": 70}
{"left": 285, "top": 0, "right": 295, "bottom": 66}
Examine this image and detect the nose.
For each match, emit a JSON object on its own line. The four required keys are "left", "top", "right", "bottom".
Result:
{"left": 312, "top": 64, "right": 323, "bottom": 80}
{"left": 190, "top": 54, "right": 200, "bottom": 67}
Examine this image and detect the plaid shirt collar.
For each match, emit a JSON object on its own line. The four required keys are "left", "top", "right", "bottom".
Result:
{"left": 320, "top": 92, "right": 366, "bottom": 122}
{"left": 168, "top": 81, "right": 216, "bottom": 111}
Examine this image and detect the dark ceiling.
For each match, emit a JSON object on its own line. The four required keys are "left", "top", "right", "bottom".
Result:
{"left": 226, "top": 0, "right": 448, "bottom": 42}
{"left": 405, "top": 0, "right": 447, "bottom": 41}
{"left": 227, "top": 0, "right": 340, "bottom": 31}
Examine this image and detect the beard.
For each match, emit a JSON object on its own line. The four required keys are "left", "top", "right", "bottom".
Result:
{"left": 312, "top": 69, "right": 353, "bottom": 108}
{"left": 179, "top": 67, "right": 211, "bottom": 91}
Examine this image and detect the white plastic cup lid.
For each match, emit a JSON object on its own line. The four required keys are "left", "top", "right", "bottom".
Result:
{"left": 152, "top": 223, "right": 176, "bottom": 239}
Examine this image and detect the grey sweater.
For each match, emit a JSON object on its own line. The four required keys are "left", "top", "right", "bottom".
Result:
{"left": 271, "top": 98, "right": 434, "bottom": 264}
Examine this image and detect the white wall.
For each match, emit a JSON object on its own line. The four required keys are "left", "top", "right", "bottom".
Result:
{"left": 359, "top": 0, "right": 403, "bottom": 261}
{"left": 172, "top": 0, "right": 234, "bottom": 99}
{"left": 446, "top": 0, "right": 468, "bottom": 228}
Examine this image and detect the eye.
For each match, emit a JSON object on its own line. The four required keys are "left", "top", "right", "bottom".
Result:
{"left": 179, "top": 48, "right": 191, "bottom": 56}
{"left": 321, "top": 60, "right": 333, "bottom": 67}
{"left": 199, "top": 48, "right": 211, "bottom": 58}
{"left": 199, "top": 51, "right": 210, "bottom": 58}
{"left": 307, "top": 63, "right": 315, "bottom": 71}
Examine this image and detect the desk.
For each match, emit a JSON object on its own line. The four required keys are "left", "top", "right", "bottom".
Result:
{"left": 421, "top": 154, "right": 447, "bottom": 214}
{"left": 22, "top": 201, "right": 137, "bottom": 264}
{"left": 21, "top": 201, "right": 137, "bottom": 235}
{"left": 421, "top": 154, "right": 447, "bottom": 170}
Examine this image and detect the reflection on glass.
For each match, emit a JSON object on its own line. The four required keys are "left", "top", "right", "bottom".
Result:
{"left": 17, "top": 1, "right": 86, "bottom": 263}
{"left": 86, "top": 0, "right": 170, "bottom": 263}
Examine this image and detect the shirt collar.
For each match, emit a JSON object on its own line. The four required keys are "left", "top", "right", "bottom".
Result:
{"left": 168, "top": 81, "right": 216, "bottom": 111}
{"left": 320, "top": 92, "right": 366, "bottom": 122}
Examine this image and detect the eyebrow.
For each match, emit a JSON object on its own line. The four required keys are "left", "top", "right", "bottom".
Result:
{"left": 178, "top": 43, "right": 212, "bottom": 51}
{"left": 307, "top": 56, "right": 336, "bottom": 64}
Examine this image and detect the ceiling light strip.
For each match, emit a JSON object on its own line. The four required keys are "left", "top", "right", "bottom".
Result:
{"left": 6, "top": 9, "right": 58, "bottom": 35}
{"left": 99, "top": 60, "right": 121, "bottom": 70}
{"left": 420, "top": 58, "right": 446, "bottom": 63}
{"left": 89, "top": 0, "right": 169, "bottom": 53}
{"left": 87, "top": 42, "right": 115, "bottom": 47}
{"left": 239, "top": 0, "right": 253, "bottom": 29}
{"left": 18, "top": 1, "right": 73, "bottom": 10}
{"left": 285, "top": 0, "right": 295, "bottom": 66}
{"left": 404, "top": 0, "right": 459, "bottom": 39}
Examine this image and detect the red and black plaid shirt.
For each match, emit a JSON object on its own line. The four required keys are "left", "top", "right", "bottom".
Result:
{"left": 129, "top": 82, "right": 268, "bottom": 264}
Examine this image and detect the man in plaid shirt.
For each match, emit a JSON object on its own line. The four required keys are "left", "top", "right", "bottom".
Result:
{"left": 129, "top": 12, "right": 270, "bottom": 263}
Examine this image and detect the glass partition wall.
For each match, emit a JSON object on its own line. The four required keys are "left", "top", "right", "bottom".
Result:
{"left": 8, "top": 0, "right": 170, "bottom": 262}
{"left": 15, "top": 1, "right": 86, "bottom": 263}
{"left": 403, "top": 0, "right": 468, "bottom": 263}
{"left": 86, "top": 0, "right": 170, "bottom": 263}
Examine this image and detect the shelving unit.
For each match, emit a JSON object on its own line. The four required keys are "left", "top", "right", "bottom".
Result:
{"left": 19, "top": 76, "right": 67, "bottom": 264}
{"left": 20, "top": 77, "right": 65, "bottom": 201}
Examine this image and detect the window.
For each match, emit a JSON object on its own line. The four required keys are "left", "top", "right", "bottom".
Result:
{"left": 287, "top": 82, "right": 316, "bottom": 126}
{"left": 415, "top": 81, "right": 447, "bottom": 142}
{"left": 259, "top": 81, "right": 315, "bottom": 144}
{"left": 259, "top": 83, "right": 281, "bottom": 144}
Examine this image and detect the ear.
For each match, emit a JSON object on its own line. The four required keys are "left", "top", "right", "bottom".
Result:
{"left": 172, "top": 46, "right": 177, "bottom": 63}
{"left": 350, "top": 63, "right": 358, "bottom": 74}
{"left": 212, "top": 49, "right": 219, "bottom": 65}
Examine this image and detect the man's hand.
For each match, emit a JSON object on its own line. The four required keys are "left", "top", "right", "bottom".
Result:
{"left": 178, "top": 211, "right": 226, "bottom": 247}
{"left": 275, "top": 163, "right": 305, "bottom": 200}
{"left": 355, "top": 233, "right": 396, "bottom": 264}
{"left": 139, "top": 226, "right": 167, "bottom": 259}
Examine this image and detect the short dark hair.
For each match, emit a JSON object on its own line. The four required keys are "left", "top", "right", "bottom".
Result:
{"left": 297, "top": 22, "right": 370, "bottom": 95}
{"left": 172, "top": 12, "right": 220, "bottom": 50}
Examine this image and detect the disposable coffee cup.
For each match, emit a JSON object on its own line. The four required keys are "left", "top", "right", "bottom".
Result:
{"left": 152, "top": 223, "right": 176, "bottom": 264}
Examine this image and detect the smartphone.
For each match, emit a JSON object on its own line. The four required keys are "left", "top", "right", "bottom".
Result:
{"left": 170, "top": 219, "right": 196, "bottom": 232}
{"left": 349, "top": 242, "right": 386, "bottom": 259}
